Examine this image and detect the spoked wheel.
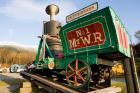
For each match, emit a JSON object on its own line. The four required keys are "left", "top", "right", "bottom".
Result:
{"left": 66, "top": 60, "right": 91, "bottom": 88}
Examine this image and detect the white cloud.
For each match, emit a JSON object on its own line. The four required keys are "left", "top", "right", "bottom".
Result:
{"left": 54, "top": 1, "right": 78, "bottom": 24}
{"left": 0, "top": 0, "right": 44, "bottom": 21}
{"left": 0, "top": 0, "right": 78, "bottom": 24}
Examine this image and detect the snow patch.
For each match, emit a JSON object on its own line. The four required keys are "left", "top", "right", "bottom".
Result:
{"left": 0, "top": 41, "right": 37, "bottom": 51}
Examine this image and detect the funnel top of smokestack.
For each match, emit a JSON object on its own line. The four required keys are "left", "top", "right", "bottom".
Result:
{"left": 45, "top": 4, "right": 59, "bottom": 16}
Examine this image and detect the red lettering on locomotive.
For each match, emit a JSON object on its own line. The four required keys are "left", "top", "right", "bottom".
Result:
{"left": 116, "top": 22, "right": 129, "bottom": 49}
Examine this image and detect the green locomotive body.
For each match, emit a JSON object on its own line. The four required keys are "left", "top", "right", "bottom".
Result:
{"left": 32, "top": 5, "right": 131, "bottom": 88}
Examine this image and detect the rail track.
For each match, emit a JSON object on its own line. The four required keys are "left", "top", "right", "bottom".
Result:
{"left": 20, "top": 71, "right": 121, "bottom": 93}
{"left": 20, "top": 71, "right": 81, "bottom": 93}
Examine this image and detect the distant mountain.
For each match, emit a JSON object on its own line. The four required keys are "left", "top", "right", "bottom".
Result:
{"left": 0, "top": 42, "right": 37, "bottom": 52}
{"left": 0, "top": 42, "right": 36, "bottom": 67}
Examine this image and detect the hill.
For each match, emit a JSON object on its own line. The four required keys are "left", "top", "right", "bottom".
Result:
{"left": 0, "top": 43, "right": 36, "bottom": 67}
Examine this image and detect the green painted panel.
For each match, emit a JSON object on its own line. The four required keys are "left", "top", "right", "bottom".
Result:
{"left": 109, "top": 8, "right": 131, "bottom": 57}
{"left": 60, "top": 6, "right": 130, "bottom": 58}
{"left": 35, "top": 39, "right": 43, "bottom": 65}
{"left": 60, "top": 8, "right": 112, "bottom": 56}
{"left": 53, "top": 53, "right": 97, "bottom": 69}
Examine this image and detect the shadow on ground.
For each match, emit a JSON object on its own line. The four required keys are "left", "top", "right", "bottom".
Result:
{"left": 0, "top": 73, "right": 25, "bottom": 93}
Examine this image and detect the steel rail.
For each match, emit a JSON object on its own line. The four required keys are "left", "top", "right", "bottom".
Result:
{"left": 20, "top": 71, "right": 80, "bottom": 93}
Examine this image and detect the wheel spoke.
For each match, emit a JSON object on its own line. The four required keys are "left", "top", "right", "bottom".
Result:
{"left": 78, "top": 66, "right": 87, "bottom": 72}
{"left": 74, "top": 75, "right": 77, "bottom": 84}
{"left": 68, "top": 64, "right": 75, "bottom": 72}
{"left": 75, "top": 60, "right": 78, "bottom": 71}
{"left": 67, "top": 73, "right": 75, "bottom": 79}
{"left": 77, "top": 72, "right": 85, "bottom": 82}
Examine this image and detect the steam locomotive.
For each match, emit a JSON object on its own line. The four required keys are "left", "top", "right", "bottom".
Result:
{"left": 27, "top": 4, "right": 130, "bottom": 89}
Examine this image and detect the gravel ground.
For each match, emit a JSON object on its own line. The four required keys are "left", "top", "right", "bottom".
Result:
{"left": 0, "top": 73, "right": 23, "bottom": 80}
{"left": 0, "top": 73, "right": 25, "bottom": 93}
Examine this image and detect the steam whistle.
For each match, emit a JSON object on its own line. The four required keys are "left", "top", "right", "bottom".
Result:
{"left": 42, "top": 4, "right": 62, "bottom": 60}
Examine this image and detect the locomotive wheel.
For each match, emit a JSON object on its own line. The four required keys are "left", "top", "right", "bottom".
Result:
{"left": 66, "top": 60, "right": 91, "bottom": 88}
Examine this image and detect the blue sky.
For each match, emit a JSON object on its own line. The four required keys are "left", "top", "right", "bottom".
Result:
{"left": 0, "top": 0, "right": 140, "bottom": 46}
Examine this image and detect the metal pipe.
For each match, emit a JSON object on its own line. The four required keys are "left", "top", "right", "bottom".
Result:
{"left": 50, "top": 14, "right": 55, "bottom": 21}
{"left": 42, "top": 35, "right": 46, "bottom": 61}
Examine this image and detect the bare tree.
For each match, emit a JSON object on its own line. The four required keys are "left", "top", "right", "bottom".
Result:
{"left": 135, "top": 30, "right": 140, "bottom": 42}
{"left": 0, "top": 46, "right": 36, "bottom": 67}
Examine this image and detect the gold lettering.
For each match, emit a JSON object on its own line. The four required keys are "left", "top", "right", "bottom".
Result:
{"left": 80, "top": 34, "right": 91, "bottom": 45}
{"left": 76, "top": 30, "right": 82, "bottom": 37}
{"left": 85, "top": 27, "right": 90, "bottom": 34}
{"left": 93, "top": 32, "right": 103, "bottom": 43}
{"left": 69, "top": 39, "right": 77, "bottom": 48}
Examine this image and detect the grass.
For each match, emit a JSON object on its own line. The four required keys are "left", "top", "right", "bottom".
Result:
{"left": 112, "top": 82, "right": 140, "bottom": 93}
{"left": 0, "top": 81, "right": 8, "bottom": 86}
{"left": 11, "top": 89, "right": 19, "bottom": 93}
{"left": 111, "top": 82, "right": 127, "bottom": 93}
